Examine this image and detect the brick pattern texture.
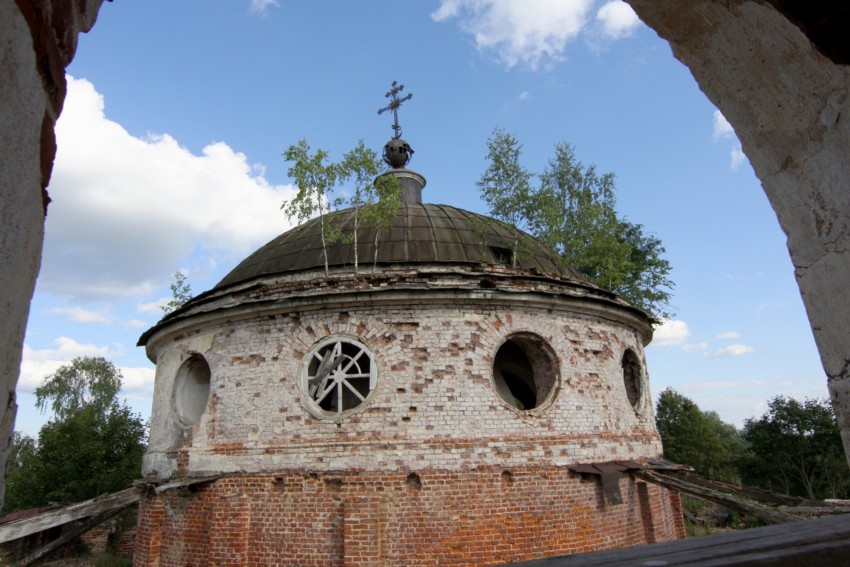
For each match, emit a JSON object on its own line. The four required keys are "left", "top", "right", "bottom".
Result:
{"left": 134, "top": 468, "right": 684, "bottom": 566}
{"left": 137, "top": 267, "right": 683, "bottom": 565}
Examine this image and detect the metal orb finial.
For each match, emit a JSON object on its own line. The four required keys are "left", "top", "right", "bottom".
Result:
{"left": 383, "top": 138, "right": 414, "bottom": 168}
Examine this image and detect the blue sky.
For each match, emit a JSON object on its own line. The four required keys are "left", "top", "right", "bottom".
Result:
{"left": 18, "top": 0, "right": 826, "bottom": 436}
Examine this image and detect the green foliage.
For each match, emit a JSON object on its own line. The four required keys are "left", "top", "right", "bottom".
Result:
{"left": 2, "top": 432, "right": 42, "bottom": 513}
{"left": 3, "top": 357, "right": 147, "bottom": 514}
{"left": 477, "top": 129, "right": 674, "bottom": 319}
{"left": 35, "top": 356, "right": 122, "bottom": 420}
{"left": 655, "top": 388, "right": 745, "bottom": 482}
{"left": 740, "top": 396, "right": 850, "bottom": 499}
{"left": 363, "top": 174, "right": 402, "bottom": 268}
{"left": 477, "top": 128, "right": 534, "bottom": 267}
{"left": 161, "top": 271, "right": 192, "bottom": 315}
{"left": 336, "top": 140, "right": 402, "bottom": 270}
{"left": 283, "top": 139, "right": 338, "bottom": 274}
{"left": 657, "top": 390, "right": 850, "bottom": 500}
{"left": 36, "top": 403, "right": 146, "bottom": 503}
{"left": 282, "top": 138, "right": 401, "bottom": 272}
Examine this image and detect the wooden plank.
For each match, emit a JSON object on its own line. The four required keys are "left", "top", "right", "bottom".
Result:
{"left": 151, "top": 474, "right": 220, "bottom": 495}
{"left": 511, "top": 512, "right": 850, "bottom": 566}
{"left": 672, "top": 471, "right": 808, "bottom": 507}
{"left": 636, "top": 470, "right": 801, "bottom": 524}
{"left": 0, "top": 488, "right": 140, "bottom": 544}
{"left": 16, "top": 502, "right": 133, "bottom": 567}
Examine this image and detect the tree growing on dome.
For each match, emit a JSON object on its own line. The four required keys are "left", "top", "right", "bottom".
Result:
{"left": 477, "top": 128, "right": 534, "bottom": 268}
{"left": 282, "top": 139, "right": 339, "bottom": 275}
{"left": 478, "top": 128, "right": 674, "bottom": 319}
{"left": 337, "top": 140, "right": 401, "bottom": 270}
{"left": 282, "top": 139, "right": 402, "bottom": 273}
{"left": 161, "top": 270, "right": 192, "bottom": 315}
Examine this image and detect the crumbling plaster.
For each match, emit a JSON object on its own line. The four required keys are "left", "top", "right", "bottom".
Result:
{"left": 0, "top": 0, "right": 105, "bottom": 508}
{"left": 625, "top": 0, "right": 850, "bottom": 458}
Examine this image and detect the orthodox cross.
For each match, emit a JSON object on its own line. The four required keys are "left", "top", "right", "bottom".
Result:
{"left": 377, "top": 81, "right": 413, "bottom": 139}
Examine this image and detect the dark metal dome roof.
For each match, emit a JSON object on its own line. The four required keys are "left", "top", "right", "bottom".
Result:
{"left": 214, "top": 203, "right": 580, "bottom": 290}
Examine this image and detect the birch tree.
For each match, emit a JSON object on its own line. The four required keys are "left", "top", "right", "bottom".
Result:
{"left": 282, "top": 139, "right": 339, "bottom": 274}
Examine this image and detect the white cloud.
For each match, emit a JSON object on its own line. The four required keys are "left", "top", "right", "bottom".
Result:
{"left": 708, "top": 344, "right": 755, "bottom": 359}
{"left": 682, "top": 341, "right": 709, "bottom": 353}
{"left": 432, "top": 0, "right": 594, "bottom": 69}
{"left": 45, "top": 306, "right": 113, "bottom": 324}
{"left": 712, "top": 110, "right": 734, "bottom": 140}
{"left": 596, "top": 1, "right": 640, "bottom": 39}
{"left": 518, "top": 91, "right": 531, "bottom": 101}
{"left": 43, "top": 77, "right": 297, "bottom": 302}
{"left": 730, "top": 145, "right": 746, "bottom": 170}
{"left": 712, "top": 109, "right": 747, "bottom": 170}
{"left": 249, "top": 0, "right": 279, "bottom": 15}
{"left": 20, "top": 337, "right": 154, "bottom": 398}
{"left": 125, "top": 319, "right": 147, "bottom": 330}
{"left": 650, "top": 319, "right": 690, "bottom": 348}
{"left": 19, "top": 337, "right": 115, "bottom": 391}
{"left": 137, "top": 299, "right": 168, "bottom": 315}
{"left": 120, "top": 366, "right": 156, "bottom": 397}
{"left": 717, "top": 331, "right": 741, "bottom": 340}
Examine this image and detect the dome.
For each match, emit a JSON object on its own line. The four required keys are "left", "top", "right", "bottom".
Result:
{"left": 213, "top": 203, "right": 582, "bottom": 291}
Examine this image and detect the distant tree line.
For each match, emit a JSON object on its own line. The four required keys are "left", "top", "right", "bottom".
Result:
{"left": 3, "top": 357, "right": 146, "bottom": 514}
{"left": 656, "top": 388, "right": 850, "bottom": 500}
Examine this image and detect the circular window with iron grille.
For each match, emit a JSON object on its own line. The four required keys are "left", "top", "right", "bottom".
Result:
{"left": 301, "top": 337, "right": 377, "bottom": 419}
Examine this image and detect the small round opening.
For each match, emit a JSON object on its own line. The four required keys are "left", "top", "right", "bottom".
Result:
{"left": 492, "top": 334, "right": 558, "bottom": 411}
{"left": 174, "top": 354, "right": 211, "bottom": 426}
{"left": 622, "top": 348, "right": 643, "bottom": 409}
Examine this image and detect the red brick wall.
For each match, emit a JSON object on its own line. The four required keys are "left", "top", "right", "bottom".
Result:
{"left": 134, "top": 466, "right": 683, "bottom": 567}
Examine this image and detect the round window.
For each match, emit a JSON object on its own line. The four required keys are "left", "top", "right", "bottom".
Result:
{"left": 302, "top": 337, "right": 377, "bottom": 418}
{"left": 622, "top": 348, "right": 643, "bottom": 410}
{"left": 174, "top": 354, "right": 211, "bottom": 426}
{"left": 492, "top": 334, "right": 559, "bottom": 411}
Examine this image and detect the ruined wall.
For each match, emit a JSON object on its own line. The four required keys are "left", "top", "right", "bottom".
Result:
{"left": 135, "top": 269, "right": 679, "bottom": 565}
{"left": 134, "top": 469, "right": 684, "bottom": 567}
{"left": 0, "top": 0, "right": 105, "bottom": 508}
{"left": 624, "top": 0, "right": 850, "bottom": 460}
{"left": 142, "top": 273, "right": 659, "bottom": 480}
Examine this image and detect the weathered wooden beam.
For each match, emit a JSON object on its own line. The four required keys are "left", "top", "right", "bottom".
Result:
{"left": 776, "top": 504, "right": 850, "bottom": 517}
{"left": 0, "top": 487, "right": 140, "bottom": 544}
{"left": 16, "top": 501, "right": 132, "bottom": 567}
{"left": 636, "top": 470, "right": 801, "bottom": 524}
{"left": 151, "top": 474, "right": 221, "bottom": 495}
{"left": 672, "top": 471, "right": 808, "bottom": 507}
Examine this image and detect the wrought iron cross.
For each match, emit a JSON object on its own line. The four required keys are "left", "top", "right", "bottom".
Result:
{"left": 377, "top": 81, "right": 413, "bottom": 139}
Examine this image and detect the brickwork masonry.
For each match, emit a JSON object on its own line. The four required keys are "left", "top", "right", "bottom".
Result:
{"left": 143, "top": 292, "right": 660, "bottom": 479}
{"left": 137, "top": 266, "right": 680, "bottom": 564}
{"left": 134, "top": 467, "right": 685, "bottom": 567}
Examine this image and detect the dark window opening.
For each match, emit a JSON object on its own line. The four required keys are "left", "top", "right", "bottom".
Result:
{"left": 492, "top": 334, "right": 558, "bottom": 410}
{"left": 622, "top": 348, "right": 643, "bottom": 409}
{"left": 490, "top": 246, "right": 513, "bottom": 265}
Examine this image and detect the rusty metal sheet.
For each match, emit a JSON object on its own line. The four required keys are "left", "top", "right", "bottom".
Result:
{"left": 215, "top": 204, "right": 573, "bottom": 290}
